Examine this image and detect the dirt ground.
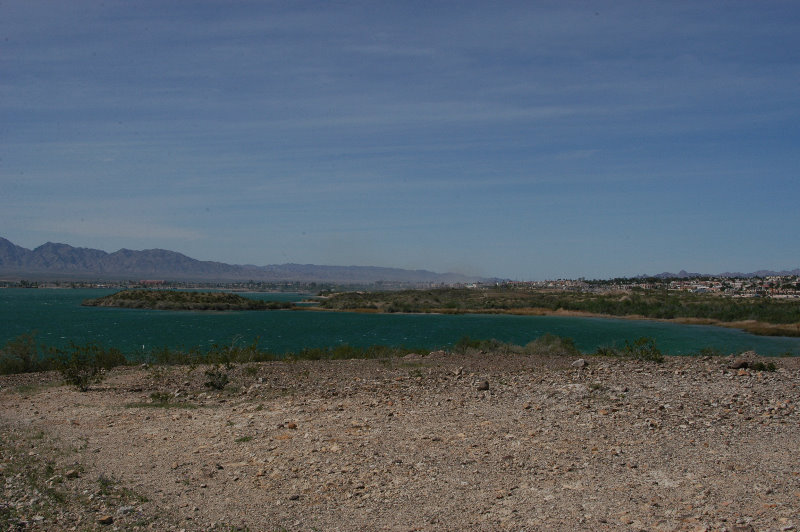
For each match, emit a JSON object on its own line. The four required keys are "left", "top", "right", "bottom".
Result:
{"left": 2, "top": 351, "right": 799, "bottom": 531}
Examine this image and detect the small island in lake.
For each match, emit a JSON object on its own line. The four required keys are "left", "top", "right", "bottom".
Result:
{"left": 82, "top": 289, "right": 293, "bottom": 311}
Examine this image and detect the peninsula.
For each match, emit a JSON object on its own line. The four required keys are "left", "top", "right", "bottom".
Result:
{"left": 319, "top": 286, "right": 800, "bottom": 337}
{"left": 82, "top": 289, "right": 292, "bottom": 311}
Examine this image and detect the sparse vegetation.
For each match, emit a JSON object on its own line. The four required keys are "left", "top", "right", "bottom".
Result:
{"left": 594, "top": 336, "right": 665, "bottom": 363}
{"left": 750, "top": 361, "right": 777, "bottom": 372}
{"left": 319, "top": 286, "right": 800, "bottom": 336}
{"left": 204, "top": 365, "right": 231, "bottom": 390}
{"left": 56, "top": 342, "right": 125, "bottom": 391}
{"left": 0, "top": 328, "right": 794, "bottom": 380}
{"left": 82, "top": 289, "right": 294, "bottom": 311}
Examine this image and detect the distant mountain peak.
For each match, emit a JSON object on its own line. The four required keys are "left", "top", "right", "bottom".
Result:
{"left": 648, "top": 268, "right": 800, "bottom": 279}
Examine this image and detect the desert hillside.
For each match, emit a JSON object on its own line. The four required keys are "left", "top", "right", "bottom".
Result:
{"left": 1, "top": 351, "right": 799, "bottom": 531}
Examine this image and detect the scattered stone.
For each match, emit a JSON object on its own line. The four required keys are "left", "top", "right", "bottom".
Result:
{"left": 3, "top": 348, "right": 799, "bottom": 531}
{"left": 572, "top": 358, "right": 588, "bottom": 368}
{"left": 729, "top": 360, "right": 749, "bottom": 370}
{"left": 97, "top": 515, "right": 114, "bottom": 525}
{"left": 64, "top": 469, "right": 80, "bottom": 479}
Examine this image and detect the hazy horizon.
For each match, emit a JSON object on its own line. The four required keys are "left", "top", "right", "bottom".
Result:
{"left": 2, "top": 2, "right": 798, "bottom": 280}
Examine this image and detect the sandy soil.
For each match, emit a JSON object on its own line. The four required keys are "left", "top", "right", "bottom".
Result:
{"left": 2, "top": 351, "right": 799, "bottom": 531}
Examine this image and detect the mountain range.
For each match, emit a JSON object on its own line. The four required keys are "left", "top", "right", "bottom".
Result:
{"left": 0, "top": 237, "right": 480, "bottom": 284}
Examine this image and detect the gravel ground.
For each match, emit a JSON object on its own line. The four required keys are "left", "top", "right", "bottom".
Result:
{"left": 1, "top": 351, "right": 799, "bottom": 531}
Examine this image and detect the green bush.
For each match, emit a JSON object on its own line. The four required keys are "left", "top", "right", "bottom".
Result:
{"left": 524, "top": 334, "right": 580, "bottom": 356}
{"left": 750, "top": 361, "right": 777, "bottom": 372}
{"left": 593, "top": 337, "right": 664, "bottom": 363}
{"left": 204, "top": 365, "right": 230, "bottom": 390}
{"left": 622, "top": 337, "right": 664, "bottom": 363}
{"left": 694, "top": 346, "right": 726, "bottom": 357}
{"left": 0, "top": 332, "right": 45, "bottom": 374}
{"left": 56, "top": 343, "right": 107, "bottom": 391}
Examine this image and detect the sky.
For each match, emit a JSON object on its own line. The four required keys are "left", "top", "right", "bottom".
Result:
{"left": 2, "top": 1, "right": 799, "bottom": 280}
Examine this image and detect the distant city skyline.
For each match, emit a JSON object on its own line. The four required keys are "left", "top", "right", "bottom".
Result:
{"left": 2, "top": 1, "right": 798, "bottom": 280}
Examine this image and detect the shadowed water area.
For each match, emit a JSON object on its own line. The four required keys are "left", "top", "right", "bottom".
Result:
{"left": 2, "top": 288, "right": 799, "bottom": 358}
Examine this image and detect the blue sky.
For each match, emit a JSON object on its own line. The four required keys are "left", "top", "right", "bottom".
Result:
{"left": 2, "top": 1, "right": 799, "bottom": 280}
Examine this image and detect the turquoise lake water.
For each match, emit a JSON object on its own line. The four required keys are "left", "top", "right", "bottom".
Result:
{"left": 1, "top": 288, "right": 799, "bottom": 358}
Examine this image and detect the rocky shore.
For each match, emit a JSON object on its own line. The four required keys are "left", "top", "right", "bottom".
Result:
{"left": 1, "top": 351, "right": 799, "bottom": 531}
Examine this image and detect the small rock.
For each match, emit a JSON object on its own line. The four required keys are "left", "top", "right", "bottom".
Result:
{"left": 572, "top": 359, "right": 588, "bottom": 368}
{"left": 476, "top": 380, "right": 489, "bottom": 391}
{"left": 729, "top": 360, "right": 749, "bottom": 370}
{"left": 64, "top": 469, "right": 80, "bottom": 479}
{"left": 117, "top": 506, "right": 136, "bottom": 515}
{"left": 97, "top": 515, "right": 114, "bottom": 525}
{"left": 287, "top": 422, "right": 297, "bottom": 430}
{"left": 289, "top": 494, "right": 300, "bottom": 501}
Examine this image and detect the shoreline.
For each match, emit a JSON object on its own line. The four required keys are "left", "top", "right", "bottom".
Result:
{"left": 312, "top": 306, "right": 800, "bottom": 338}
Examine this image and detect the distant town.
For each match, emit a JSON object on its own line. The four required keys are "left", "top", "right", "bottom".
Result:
{"left": 4, "top": 274, "right": 800, "bottom": 299}
{"left": 497, "top": 275, "right": 800, "bottom": 299}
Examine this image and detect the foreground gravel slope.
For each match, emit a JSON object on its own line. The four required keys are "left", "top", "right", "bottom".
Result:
{"left": 2, "top": 351, "right": 799, "bottom": 531}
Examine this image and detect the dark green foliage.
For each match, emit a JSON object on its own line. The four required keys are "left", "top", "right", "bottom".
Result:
{"left": 524, "top": 334, "right": 580, "bottom": 356}
{"left": 694, "top": 347, "right": 726, "bottom": 357}
{"left": 319, "top": 286, "right": 800, "bottom": 329}
{"left": 594, "top": 336, "right": 664, "bottom": 363}
{"left": 56, "top": 342, "right": 109, "bottom": 391}
{"left": 149, "top": 391, "right": 172, "bottom": 404}
{"left": 453, "top": 336, "right": 519, "bottom": 355}
{"left": 0, "top": 332, "right": 51, "bottom": 374}
{"left": 149, "top": 345, "right": 195, "bottom": 366}
{"left": 622, "top": 337, "right": 664, "bottom": 363}
{"left": 204, "top": 365, "right": 230, "bottom": 390}
{"left": 453, "top": 335, "right": 483, "bottom": 353}
{"left": 749, "top": 361, "right": 777, "bottom": 372}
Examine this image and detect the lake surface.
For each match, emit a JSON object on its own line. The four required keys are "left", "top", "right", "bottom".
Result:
{"left": 2, "top": 288, "right": 799, "bottom": 358}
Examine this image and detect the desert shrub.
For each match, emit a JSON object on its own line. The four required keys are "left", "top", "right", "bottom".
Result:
{"left": 149, "top": 391, "right": 172, "bottom": 404}
{"left": 452, "top": 336, "right": 516, "bottom": 354}
{"left": 56, "top": 343, "right": 107, "bottom": 391}
{"left": 694, "top": 346, "right": 726, "bottom": 357}
{"left": 0, "top": 332, "right": 46, "bottom": 374}
{"left": 453, "top": 335, "right": 482, "bottom": 354}
{"left": 204, "top": 365, "right": 230, "bottom": 390}
{"left": 621, "top": 337, "right": 664, "bottom": 363}
{"left": 750, "top": 361, "right": 777, "bottom": 372}
{"left": 94, "top": 346, "right": 127, "bottom": 370}
{"left": 149, "top": 346, "right": 193, "bottom": 366}
{"left": 593, "top": 346, "right": 619, "bottom": 357}
{"left": 524, "top": 334, "right": 580, "bottom": 356}
{"left": 593, "top": 337, "right": 664, "bottom": 363}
